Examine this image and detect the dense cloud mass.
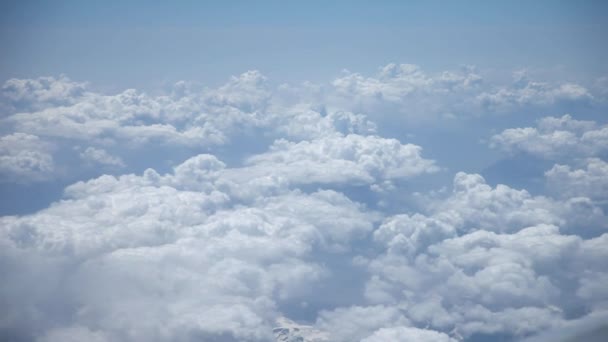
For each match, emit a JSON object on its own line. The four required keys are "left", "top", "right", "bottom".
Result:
{"left": 1, "top": 64, "right": 607, "bottom": 342}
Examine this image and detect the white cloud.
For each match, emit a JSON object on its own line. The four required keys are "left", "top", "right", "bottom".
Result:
{"left": 6, "top": 87, "right": 226, "bottom": 147}
{"left": 364, "top": 223, "right": 605, "bottom": 338}
{"left": 270, "top": 106, "right": 377, "bottom": 140}
{"left": 315, "top": 305, "right": 410, "bottom": 342}
{"left": 351, "top": 172, "right": 608, "bottom": 339}
{"left": 241, "top": 134, "right": 438, "bottom": 187}
{"left": 1, "top": 75, "right": 87, "bottom": 113}
{"left": 360, "top": 326, "right": 456, "bottom": 342}
{"left": 0, "top": 72, "right": 385, "bottom": 183}
{"left": 0, "top": 67, "right": 602, "bottom": 185}
{"left": 545, "top": 158, "right": 608, "bottom": 201}
{"left": 477, "top": 74, "right": 592, "bottom": 111}
{"left": 1, "top": 66, "right": 607, "bottom": 342}
{"left": 3, "top": 140, "right": 605, "bottom": 341}
{"left": 329, "top": 64, "right": 596, "bottom": 120}
{"left": 521, "top": 310, "right": 608, "bottom": 342}
{"left": 274, "top": 317, "right": 329, "bottom": 342}
{"left": 330, "top": 64, "right": 483, "bottom": 120}
{"left": 332, "top": 63, "right": 482, "bottom": 102}
{"left": 490, "top": 115, "right": 608, "bottom": 159}
{"left": 433, "top": 172, "right": 563, "bottom": 233}
{"left": 406, "top": 172, "right": 605, "bottom": 237}
{"left": 79, "top": 147, "right": 125, "bottom": 168}
{"left": 0, "top": 132, "right": 55, "bottom": 182}
{"left": 0, "top": 153, "right": 380, "bottom": 341}
{"left": 2, "top": 71, "right": 378, "bottom": 152}
{"left": 204, "top": 70, "right": 271, "bottom": 112}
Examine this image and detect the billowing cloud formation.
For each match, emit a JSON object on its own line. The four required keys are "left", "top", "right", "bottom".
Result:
{"left": 337, "top": 173, "right": 608, "bottom": 340}
{"left": 79, "top": 147, "right": 125, "bottom": 168}
{"left": 0, "top": 153, "right": 379, "bottom": 341}
{"left": 1, "top": 66, "right": 602, "bottom": 184}
{"left": 243, "top": 134, "right": 438, "bottom": 186}
{"left": 1, "top": 66, "right": 607, "bottom": 342}
{"left": 545, "top": 158, "right": 608, "bottom": 201}
{"left": 477, "top": 71, "right": 593, "bottom": 110}
{"left": 490, "top": 114, "right": 608, "bottom": 159}
{"left": 0, "top": 72, "right": 380, "bottom": 184}
{"left": 361, "top": 327, "right": 456, "bottom": 342}
{"left": 330, "top": 66, "right": 594, "bottom": 120}
{"left": 333, "top": 63, "right": 482, "bottom": 102}
{"left": 0, "top": 132, "right": 55, "bottom": 182}
{"left": 0, "top": 75, "right": 87, "bottom": 113}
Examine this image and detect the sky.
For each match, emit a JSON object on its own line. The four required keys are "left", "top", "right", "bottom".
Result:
{"left": 1, "top": 1, "right": 607, "bottom": 88}
{"left": 1, "top": 1, "right": 608, "bottom": 342}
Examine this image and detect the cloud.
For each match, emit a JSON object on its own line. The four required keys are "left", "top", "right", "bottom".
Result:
{"left": 360, "top": 327, "right": 457, "bottom": 342}
{"left": 315, "top": 305, "right": 410, "bottom": 342}
{"left": 521, "top": 310, "right": 608, "bottom": 342}
{"left": 0, "top": 68, "right": 602, "bottom": 186}
{"left": 270, "top": 107, "right": 377, "bottom": 141}
{"left": 0, "top": 132, "right": 55, "bottom": 182}
{"left": 79, "top": 147, "right": 125, "bottom": 168}
{"left": 37, "top": 325, "right": 110, "bottom": 342}
{"left": 477, "top": 71, "right": 592, "bottom": 111}
{"left": 5, "top": 87, "right": 227, "bottom": 147}
{"left": 545, "top": 158, "right": 608, "bottom": 201}
{"left": 240, "top": 134, "right": 438, "bottom": 187}
{"left": 0, "top": 152, "right": 382, "bottom": 341}
{"left": 204, "top": 70, "right": 271, "bottom": 112}
{"left": 332, "top": 63, "right": 482, "bottom": 102}
{"left": 274, "top": 317, "right": 329, "bottom": 342}
{"left": 1, "top": 66, "right": 607, "bottom": 342}
{"left": 421, "top": 172, "right": 605, "bottom": 236}
{"left": 1, "top": 75, "right": 87, "bottom": 114}
{"left": 329, "top": 65, "right": 596, "bottom": 121}
{"left": 364, "top": 223, "right": 607, "bottom": 338}
{"left": 347, "top": 172, "right": 608, "bottom": 339}
{"left": 2, "top": 71, "right": 377, "bottom": 151}
{"left": 330, "top": 64, "right": 483, "bottom": 120}
{"left": 490, "top": 115, "right": 608, "bottom": 159}
{"left": 0, "top": 72, "right": 384, "bottom": 183}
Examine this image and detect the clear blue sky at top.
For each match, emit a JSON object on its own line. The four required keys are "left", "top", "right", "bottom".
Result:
{"left": 2, "top": 1, "right": 607, "bottom": 29}
{"left": 1, "top": 1, "right": 607, "bottom": 90}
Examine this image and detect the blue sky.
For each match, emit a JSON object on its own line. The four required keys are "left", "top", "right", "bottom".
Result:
{"left": 2, "top": 1, "right": 607, "bottom": 89}
{"left": 1, "top": 2, "right": 608, "bottom": 342}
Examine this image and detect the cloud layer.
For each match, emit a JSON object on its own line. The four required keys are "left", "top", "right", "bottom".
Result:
{"left": 1, "top": 65, "right": 607, "bottom": 341}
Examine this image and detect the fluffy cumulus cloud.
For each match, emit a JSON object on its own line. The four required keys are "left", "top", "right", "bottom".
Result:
{"left": 0, "top": 132, "right": 55, "bottom": 182}
{"left": 346, "top": 174, "right": 608, "bottom": 340}
{"left": 0, "top": 153, "right": 380, "bottom": 341}
{"left": 490, "top": 114, "right": 608, "bottom": 159}
{"left": 477, "top": 70, "right": 593, "bottom": 111}
{"left": 361, "top": 327, "right": 457, "bottom": 342}
{"left": 0, "top": 75, "right": 88, "bottom": 113}
{"left": 329, "top": 63, "right": 483, "bottom": 120}
{"left": 1, "top": 66, "right": 608, "bottom": 342}
{"left": 79, "top": 147, "right": 125, "bottom": 168}
{"left": 491, "top": 114, "right": 608, "bottom": 227}
{"left": 329, "top": 65, "right": 596, "bottom": 120}
{"left": 314, "top": 305, "right": 411, "bottom": 341}
{"left": 332, "top": 63, "right": 482, "bottom": 102}
{"left": 241, "top": 134, "right": 438, "bottom": 187}
{"left": 0, "top": 72, "right": 381, "bottom": 183}
{"left": 1, "top": 66, "right": 602, "bottom": 183}
{"left": 545, "top": 158, "right": 608, "bottom": 201}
